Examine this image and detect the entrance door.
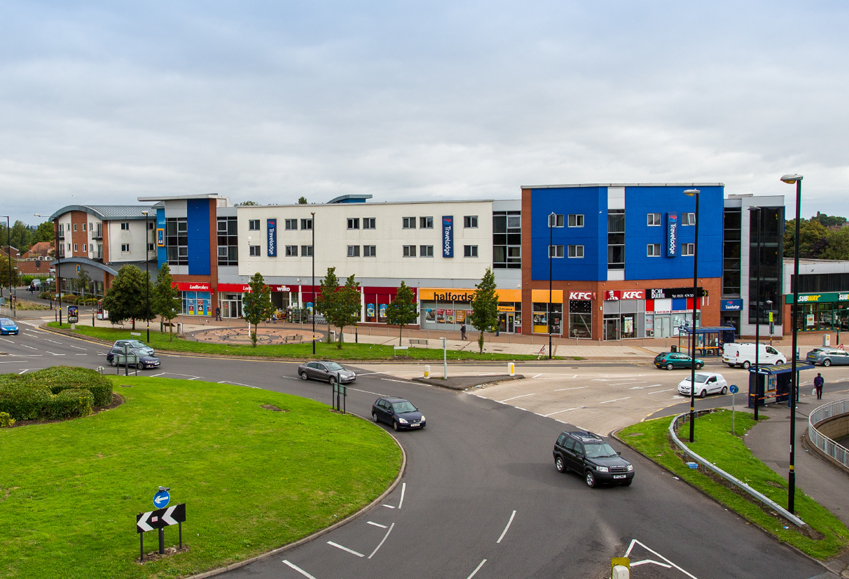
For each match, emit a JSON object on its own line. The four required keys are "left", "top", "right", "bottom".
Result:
{"left": 604, "top": 317, "right": 620, "bottom": 341}
{"left": 658, "top": 316, "right": 671, "bottom": 338}
{"left": 498, "top": 312, "right": 514, "bottom": 333}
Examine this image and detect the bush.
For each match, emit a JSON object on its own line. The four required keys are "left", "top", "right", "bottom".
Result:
{"left": 0, "top": 379, "right": 52, "bottom": 420}
{"left": 35, "top": 366, "right": 113, "bottom": 407}
{"left": 44, "top": 389, "right": 93, "bottom": 419}
{"left": 39, "top": 291, "right": 53, "bottom": 300}
{"left": 0, "top": 412, "right": 15, "bottom": 428}
{"left": 61, "top": 295, "right": 78, "bottom": 305}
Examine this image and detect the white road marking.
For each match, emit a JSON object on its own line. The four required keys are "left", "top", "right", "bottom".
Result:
{"left": 630, "top": 384, "right": 663, "bottom": 390}
{"left": 649, "top": 388, "right": 676, "bottom": 395}
{"left": 554, "top": 386, "right": 589, "bottom": 392}
{"left": 349, "top": 387, "right": 387, "bottom": 396}
{"left": 18, "top": 369, "right": 28, "bottom": 374}
{"left": 282, "top": 560, "right": 318, "bottom": 579}
{"left": 367, "top": 521, "right": 387, "bottom": 529}
{"left": 496, "top": 510, "right": 516, "bottom": 544}
{"left": 543, "top": 407, "right": 580, "bottom": 417}
{"left": 75, "top": 353, "right": 87, "bottom": 356}
{"left": 531, "top": 373, "right": 543, "bottom": 378}
{"left": 67, "top": 344, "right": 87, "bottom": 350}
{"left": 0, "top": 337, "right": 13, "bottom": 343}
{"left": 398, "top": 482, "right": 406, "bottom": 509}
{"left": 624, "top": 539, "right": 698, "bottom": 579}
{"left": 382, "top": 504, "right": 395, "bottom": 509}
{"left": 45, "top": 339, "right": 62, "bottom": 344}
{"left": 631, "top": 559, "right": 672, "bottom": 569}
{"left": 599, "top": 397, "right": 631, "bottom": 404}
{"left": 367, "top": 522, "right": 395, "bottom": 559}
{"left": 498, "top": 392, "right": 538, "bottom": 403}
{"left": 380, "top": 378, "right": 417, "bottom": 385}
{"left": 218, "top": 381, "right": 259, "bottom": 388}
{"left": 45, "top": 352, "right": 65, "bottom": 356}
{"left": 19, "top": 344, "right": 38, "bottom": 350}
{"left": 466, "top": 559, "right": 487, "bottom": 579}
{"left": 327, "top": 541, "right": 364, "bottom": 557}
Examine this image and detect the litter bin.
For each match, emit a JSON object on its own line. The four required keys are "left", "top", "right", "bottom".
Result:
{"left": 823, "top": 334, "right": 831, "bottom": 347}
{"left": 670, "top": 345, "right": 677, "bottom": 353}
{"left": 177, "top": 322, "right": 183, "bottom": 334}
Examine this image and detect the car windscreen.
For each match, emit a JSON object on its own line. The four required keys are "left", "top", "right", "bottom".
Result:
{"left": 692, "top": 374, "right": 710, "bottom": 383}
{"left": 324, "top": 362, "right": 344, "bottom": 371}
{"left": 392, "top": 401, "right": 417, "bottom": 414}
{"left": 585, "top": 442, "right": 618, "bottom": 459}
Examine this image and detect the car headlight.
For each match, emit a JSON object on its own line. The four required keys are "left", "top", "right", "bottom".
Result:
{"left": 398, "top": 418, "right": 408, "bottom": 424}
{"left": 627, "top": 464, "right": 634, "bottom": 472}
{"left": 596, "top": 466, "right": 608, "bottom": 473}
{"left": 419, "top": 416, "right": 425, "bottom": 422}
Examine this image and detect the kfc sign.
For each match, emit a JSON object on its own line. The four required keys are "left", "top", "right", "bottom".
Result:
{"left": 569, "top": 291, "right": 595, "bottom": 301}
{"left": 605, "top": 290, "right": 645, "bottom": 301}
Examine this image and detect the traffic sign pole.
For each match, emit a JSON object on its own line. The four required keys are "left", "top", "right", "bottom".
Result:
{"left": 729, "top": 384, "right": 739, "bottom": 435}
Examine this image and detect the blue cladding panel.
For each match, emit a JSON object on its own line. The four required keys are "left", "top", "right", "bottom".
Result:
{"left": 156, "top": 208, "right": 166, "bottom": 268}
{"left": 187, "top": 200, "right": 211, "bottom": 275}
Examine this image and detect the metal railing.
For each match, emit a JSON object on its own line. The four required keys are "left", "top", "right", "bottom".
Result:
{"left": 808, "top": 399, "right": 849, "bottom": 470}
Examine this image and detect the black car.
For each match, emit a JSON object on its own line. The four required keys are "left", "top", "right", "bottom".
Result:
{"left": 298, "top": 361, "right": 357, "bottom": 385}
{"left": 106, "top": 346, "right": 161, "bottom": 370}
{"left": 371, "top": 397, "right": 426, "bottom": 431}
{"left": 552, "top": 431, "right": 634, "bottom": 488}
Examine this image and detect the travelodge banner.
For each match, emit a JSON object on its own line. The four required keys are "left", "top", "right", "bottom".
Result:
{"left": 442, "top": 216, "right": 454, "bottom": 258}
{"left": 666, "top": 213, "right": 678, "bottom": 257}
{"left": 267, "top": 219, "right": 278, "bottom": 257}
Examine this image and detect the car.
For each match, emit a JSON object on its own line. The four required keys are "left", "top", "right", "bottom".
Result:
{"left": 111, "top": 339, "right": 154, "bottom": 357}
{"left": 722, "top": 343, "right": 786, "bottom": 368}
{"left": 806, "top": 347, "right": 849, "bottom": 367}
{"left": 677, "top": 372, "right": 728, "bottom": 398}
{"left": 654, "top": 352, "right": 703, "bottom": 370}
{"left": 106, "top": 346, "right": 161, "bottom": 369}
{"left": 0, "top": 318, "right": 19, "bottom": 335}
{"left": 553, "top": 431, "right": 634, "bottom": 488}
{"left": 371, "top": 397, "right": 426, "bottom": 431}
{"left": 298, "top": 361, "right": 356, "bottom": 385}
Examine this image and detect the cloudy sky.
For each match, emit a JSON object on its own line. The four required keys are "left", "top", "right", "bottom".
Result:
{"left": 1, "top": 0, "right": 847, "bottom": 226}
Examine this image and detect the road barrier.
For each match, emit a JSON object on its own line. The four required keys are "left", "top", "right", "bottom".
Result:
{"left": 808, "top": 399, "right": 849, "bottom": 472}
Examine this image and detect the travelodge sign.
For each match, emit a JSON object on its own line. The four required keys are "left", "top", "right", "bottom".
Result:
{"left": 721, "top": 299, "right": 744, "bottom": 311}
{"left": 666, "top": 212, "right": 678, "bottom": 257}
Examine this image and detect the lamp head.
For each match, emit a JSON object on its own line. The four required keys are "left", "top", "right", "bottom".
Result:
{"left": 781, "top": 174, "right": 803, "bottom": 184}
{"left": 683, "top": 189, "right": 700, "bottom": 197}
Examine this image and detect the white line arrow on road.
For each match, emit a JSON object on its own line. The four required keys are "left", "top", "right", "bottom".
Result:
{"left": 162, "top": 506, "right": 178, "bottom": 526}
{"left": 137, "top": 512, "right": 154, "bottom": 532}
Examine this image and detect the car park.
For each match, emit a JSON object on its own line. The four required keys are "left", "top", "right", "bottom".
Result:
{"left": 298, "top": 361, "right": 356, "bottom": 385}
{"left": 0, "top": 318, "right": 19, "bottom": 335}
{"left": 806, "top": 347, "right": 849, "bottom": 367}
{"left": 677, "top": 372, "right": 728, "bottom": 397}
{"left": 553, "top": 431, "right": 634, "bottom": 488}
{"left": 371, "top": 397, "right": 426, "bottom": 431}
{"left": 106, "top": 346, "right": 161, "bottom": 369}
{"left": 111, "top": 339, "right": 154, "bottom": 357}
{"left": 654, "top": 352, "right": 703, "bottom": 370}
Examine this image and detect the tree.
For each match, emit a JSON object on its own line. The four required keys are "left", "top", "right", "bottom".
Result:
{"left": 297, "top": 196, "right": 308, "bottom": 204}
{"left": 31, "top": 221, "right": 55, "bottom": 245}
{"left": 241, "top": 272, "right": 275, "bottom": 347}
{"left": 384, "top": 281, "right": 418, "bottom": 345}
{"left": 76, "top": 269, "right": 92, "bottom": 298}
{"left": 821, "top": 227, "right": 849, "bottom": 260}
{"left": 316, "top": 267, "right": 361, "bottom": 349}
{"left": 0, "top": 255, "right": 20, "bottom": 295}
{"left": 237, "top": 201, "right": 260, "bottom": 206}
{"left": 0, "top": 220, "right": 34, "bottom": 254}
{"left": 101, "top": 265, "right": 151, "bottom": 329}
{"left": 152, "top": 263, "right": 181, "bottom": 341}
{"left": 469, "top": 268, "right": 499, "bottom": 354}
{"left": 784, "top": 218, "right": 829, "bottom": 259}
{"left": 814, "top": 213, "right": 847, "bottom": 229}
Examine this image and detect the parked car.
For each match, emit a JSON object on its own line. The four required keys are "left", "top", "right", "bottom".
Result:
{"left": 722, "top": 342, "right": 785, "bottom": 368}
{"left": 298, "top": 361, "right": 357, "bottom": 385}
{"left": 111, "top": 339, "right": 154, "bottom": 357}
{"left": 371, "top": 397, "right": 426, "bottom": 431}
{"left": 654, "top": 352, "right": 703, "bottom": 370}
{"left": 106, "top": 346, "right": 161, "bottom": 369}
{"left": 677, "top": 372, "right": 728, "bottom": 398}
{"left": 553, "top": 431, "right": 634, "bottom": 488}
{"left": 806, "top": 347, "right": 849, "bottom": 367}
{"left": 0, "top": 318, "right": 19, "bottom": 335}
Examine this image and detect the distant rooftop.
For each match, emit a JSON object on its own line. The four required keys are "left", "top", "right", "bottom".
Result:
{"left": 327, "top": 194, "right": 373, "bottom": 204}
{"left": 50, "top": 205, "right": 156, "bottom": 221}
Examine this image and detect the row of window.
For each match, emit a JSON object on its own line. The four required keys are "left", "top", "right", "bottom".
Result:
{"left": 548, "top": 243, "right": 695, "bottom": 258}
{"left": 243, "top": 245, "right": 480, "bottom": 258}
{"left": 248, "top": 218, "right": 314, "bottom": 231}
{"left": 549, "top": 213, "right": 696, "bottom": 228}
{"left": 246, "top": 216, "right": 480, "bottom": 231}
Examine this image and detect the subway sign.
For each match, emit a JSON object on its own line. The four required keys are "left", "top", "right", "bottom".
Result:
{"left": 787, "top": 292, "right": 849, "bottom": 304}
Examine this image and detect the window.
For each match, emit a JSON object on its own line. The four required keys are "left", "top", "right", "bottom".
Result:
{"left": 301, "top": 218, "right": 312, "bottom": 230}
{"left": 165, "top": 217, "right": 188, "bottom": 265}
{"left": 249, "top": 245, "right": 261, "bottom": 257}
{"left": 83, "top": 244, "right": 87, "bottom": 252}
{"left": 347, "top": 245, "right": 360, "bottom": 257}
{"left": 647, "top": 213, "right": 661, "bottom": 226}
{"left": 82, "top": 223, "right": 86, "bottom": 231}
{"left": 647, "top": 244, "right": 662, "bottom": 257}
{"left": 420, "top": 216, "right": 433, "bottom": 229}
{"left": 464, "top": 216, "right": 478, "bottom": 228}
{"left": 464, "top": 245, "right": 478, "bottom": 258}
{"left": 347, "top": 218, "right": 360, "bottom": 230}
{"left": 568, "top": 245, "right": 583, "bottom": 258}
{"left": 74, "top": 243, "right": 78, "bottom": 251}
{"left": 403, "top": 217, "right": 416, "bottom": 229}
{"left": 608, "top": 210, "right": 625, "bottom": 270}
{"left": 121, "top": 244, "right": 129, "bottom": 252}
{"left": 420, "top": 245, "right": 434, "bottom": 257}
{"left": 249, "top": 220, "right": 260, "bottom": 231}
{"left": 549, "top": 245, "right": 564, "bottom": 258}
{"left": 301, "top": 245, "right": 313, "bottom": 257}
{"left": 683, "top": 213, "right": 696, "bottom": 226}
{"left": 286, "top": 245, "right": 298, "bottom": 257}
{"left": 89, "top": 222, "right": 93, "bottom": 232}
{"left": 364, "top": 245, "right": 376, "bottom": 257}
{"left": 147, "top": 221, "right": 154, "bottom": 230}
{"left": 682, "top": 243, "right": 695, "bottom": 256}
{"left": 493, "top": 210, "right": 522, "bottom": 269}
{"left": 121, "top": 222, "right": 129, "bottom": 230}
{"left": 284, "top": 219, "right": 297, "bottom": 230}
{"left": 363, "top": 217, "right": 376, "bottom": 229}
{"left": 568, "top": 214, "right": 584, "bottom": 228}
{"left": 217, "top": 217, "right": 239, "bottom": 266}
{"left": 73, "top": 224, "right": 77, "bottom": 232}
{"left": 403, "top": 245, "right": 416, "bottom": 257}
{"left": 147, "top": 243, "right": 154, "bottom": 252}
{"left": 549, "top": 214, "right": 565, "bottom": 228}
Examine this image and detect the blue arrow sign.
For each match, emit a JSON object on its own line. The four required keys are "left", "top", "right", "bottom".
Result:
{"left": 153, "top": 490, "right": 170, "bottom": 509}
{"left": 729, "top": 384, "right": 739, "bottom": 394}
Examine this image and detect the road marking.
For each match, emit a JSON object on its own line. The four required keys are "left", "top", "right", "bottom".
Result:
{"left": 599, "top": 397, "right": 631, "bottom": 404}
{"left": 649, "top": 388, "right": 676, "bottom": 395}
{"left": 398, "top": 482, "right": 406, "bottom": 509}
{"left": 531, "top": 373, "right": 543, "bottom": 379}
{"left": 67, "top": 344, "right": 87, "bottom": 350}
{"left": 282, "top": 560, "right": 318, "bottom": 579}
{"left": 543, "top": 407, "right": 580, "bottom": 417}
{"left": 18, "top": 369, "right": 28, "bottom": 374}
{"left": 0, "top": 337, "right": 12, "bottom": 343}
{"left": 45, "top": 352, "right": 65, "bottom": 356}
{"left": 632, "top": 559, "right": 672, "bottom": 569}
{"left": 630, "top": 384, "right": 663, "bottom": 390}
{"left": 75, "top": 353, "right": 87, "bottom": 356}
{"left": 498, "top": 392, "right": 538, "bottom": 402}
{"left": 466, "top": 559, "right": 487, "bottom": 579}
{"left": 218, "top": 381, "right": 259, "bottom": 388}
{"left": 380, "top": 378, "right": 418, "bottom": 385}
{"left": 367, "top": 521, "right": 387, "bottom": 529}
{"left": 349, "top": 386, "right": 387, "bottom": 397}
{"left": 553, "top": 386, "right": 589, "bottom": 392}
{"left": 624, "top": 539, "right": 698, "bottom": 578}
{"left": 382, "top": 504, "right": 395, "bottom": 509}
{"left": 19, "top": 344, "right": 38, "bottom": 350}
{"left": 497, "top": 510, "right": 516, "bottom": 544}
{"left": 327, "top": 541, "right": 364, "bottom": 557}
{"left": 45, "top": 339, "right": 62, "bottom": 344}
{"left": 368, "top": 522, "right": 395, "bottom": 559}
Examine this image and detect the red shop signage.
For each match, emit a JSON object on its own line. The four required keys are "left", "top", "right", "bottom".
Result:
{"left": 604, "top": 290, "right": 645, "bottom": 301}
{"left": 568, "top": 291, "right": 596, "bottom": 301}
{"left": 173, "top": 282, "right": 212, "bottom": 291}
{"left": 218, "top": 284, "right": 297, "bottom": 293}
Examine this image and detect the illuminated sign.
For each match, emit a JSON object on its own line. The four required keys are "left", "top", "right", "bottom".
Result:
{"left": 267, "top": 219, "right": 277, "bottom": 257}
{"left": 667, "top": 213, "right": 678, "bottom": 257}
{"left": 569, "top": 291, "right": 594, "bottom": 301}
{"left": 442, "top": 216, "right": 454, "bottom": 258}
{"left": 156, "top": 228, "right": 165, "bottom": 247}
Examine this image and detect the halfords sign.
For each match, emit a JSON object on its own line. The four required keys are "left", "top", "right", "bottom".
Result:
{"left": 604, "top": 290, "right": 645, "bottom": 301}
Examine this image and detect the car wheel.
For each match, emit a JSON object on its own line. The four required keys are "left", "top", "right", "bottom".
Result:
{"left": 372, "top": 412, "right": 379, "bottom": 423}
{"left": 555, "top": 456, "right": 566, "bottom": 473}
{"left": 742, "top": 361, "right": 750, "bottom": 369}
{"left": 393, "top": 421, "right": 399, "bottom": 432}
{"left": 727, "top": 363, "right": 735, "bottom": 368}
{"left": 695, "top": 363, "right": 703, "bottom": 370}
{"left": 585, "top": 470, "right": 597, "bottom": 488}
{"left": 299, "top": 372, "right": 308, "bottom": 381}
{"left": 329, "top": 376, "right": 337, "bottom": 386}
{"left": 110, "top": 359, "right": 117, "bottom": 367}
{"left": 136, "top": 363, "right": 143, "bottom": 370}
{"left": 621, "top": 480, "right": 632, "bottom": 487}
{"left": 666, "top": 363, "right": 674, "bottom": 371}
{"left": 823, "top": 359, "right": 832, "bottom": 367}
{"left": 699, "top": 389, "right": 707, "bottom": 398}
{"left": 721, "top": 386, "right": 728, "bottom": 395}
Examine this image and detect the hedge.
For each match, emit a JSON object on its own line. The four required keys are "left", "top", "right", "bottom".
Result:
{"left": 44, "top": 389, "right": 93, "bottom": 419}
{"left": 0, "top": 367, "right": 113, "bottom": 421}
{"left": 35, "top": 366, "right": 113, "bottom": 407}
{"left": 0, "top": 381, "right": 52, "bottom": 420}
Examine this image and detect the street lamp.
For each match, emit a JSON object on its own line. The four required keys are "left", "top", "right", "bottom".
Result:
{"left": 683, "top": 189, "right": 700, "bottom": 443}
{"left": 548, "top": 212, "right": 555, "bottom": 359}
{"left": 766, "top": 299, "right": 774, "bottom": 346}
{"left": 781, "top": 173, "right": 803, "bottom": 514}
{"left": 1, "top": 216, "right": 11, "bottom": 316}
{"left": 311, "top": 212, "right": 316, "bottom": 355}
{"left": 750, "top": 206, "right": 763, "bottom": 422}
{"left": 142, "top": 210, "right": 151, "bottom": 343}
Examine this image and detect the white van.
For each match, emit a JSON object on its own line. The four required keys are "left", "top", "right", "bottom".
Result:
{"left": 722, "top": 343, "right": 786, "bottom": 368}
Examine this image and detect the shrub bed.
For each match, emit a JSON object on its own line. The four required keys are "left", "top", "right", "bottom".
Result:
{"left": 36, "top": 366, "right": 113, "bottom": 406}
{"left": 0, "top": 367, "right": 112, "bottom": 421}
{"left": 45, "top": 389, "right": 94, "bottom": 419}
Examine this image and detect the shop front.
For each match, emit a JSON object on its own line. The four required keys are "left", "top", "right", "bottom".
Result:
{"left": 174, "top": 282, "right": 213, "bottom": 316}
{"left": 363, "top": 286, "right": 418, "bottom": 325}
{"left": 602, "top": 290, "right": 645, "bottom": 340}
{"left": 786, "top": 292, "right": 849, "bottom": 332}
{"left": 720, "top": 299, "right": 743, "bottom": 330}
{"left": 419, "top": 288, "right": 522, "bottom": 333}
{"left": 646, "top": 287, "right": 704, "bottom": 338}
{"left": 217, "top": 283, "right": 299, "bottom": 319}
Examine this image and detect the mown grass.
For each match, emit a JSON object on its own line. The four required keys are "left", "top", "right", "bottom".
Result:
{"left": 47, "top": 322, "right": 552, "bottom": 361}
{"left": 0, "top": 375, "right": 402, "bottom": 578}
{"left": 618, "top": 410, "right": 849, "bottom": 560}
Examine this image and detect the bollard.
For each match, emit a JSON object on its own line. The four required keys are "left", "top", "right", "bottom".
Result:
{"left": 424, "top": 365, "right": 430, "bottom": 379}
{"left": 611, "top": 565, "right": 629, "bottom": 579}
{"left": 508, "top": 362, "right": 515, "bottom": 377}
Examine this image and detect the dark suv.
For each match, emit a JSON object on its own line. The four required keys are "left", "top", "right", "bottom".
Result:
{"left": 552, "top": 431, "right": 634, "bottom": 488}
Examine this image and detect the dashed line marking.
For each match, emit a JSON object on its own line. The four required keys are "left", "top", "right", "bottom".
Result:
{"left": 398, "top": 482, "right": 406, "bottom": 509}
{"left": 497, "top": 510, "right": 516, "bottom": 544}
{"left": 367, "top": 522, "right": 394, "bottom": 559}
{"left": 282, "top": 560, "right": 317, "bottom": 579}
{"left": 327, "top": 541, "right": 364, "bottom": 558}
{"left": 553, "top": 386, "right": 589, "bottom": 392}
{"left": 649, "top": 388, "right": 676, "bottom": 395}
{"left": 543, "top": 407, "right": 580, "bottom": 417}
{"left": 498, "top": 393, "right": 538, "bottom": 403}
{"left": 466, "top": 559, "right": 487, "bottom": 579}
{"left": 599, "top": 397, "right": 631, "bottom": 404}
{"left": 367, "top": 521, "right": 387, "bottom": 529}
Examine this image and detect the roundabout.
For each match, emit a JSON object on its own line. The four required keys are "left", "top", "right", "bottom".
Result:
{"left": 189, "top": 326, "right": 320, "bottom": 345}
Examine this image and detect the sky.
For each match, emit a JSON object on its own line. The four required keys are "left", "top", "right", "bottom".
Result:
{"left": 1, "top": 0, "right": 847, "bottom": 227}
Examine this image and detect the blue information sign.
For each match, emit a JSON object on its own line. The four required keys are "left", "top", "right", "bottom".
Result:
{"left": 153, "top": 489, "right": 171, "bottom": 509}
{"left": 729, "top": 384, "right": 739, "bottom": 394}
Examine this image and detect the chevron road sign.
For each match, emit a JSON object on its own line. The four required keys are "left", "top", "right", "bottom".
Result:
{"left": 136, "top": 503, "right": 186, "bottom": 533}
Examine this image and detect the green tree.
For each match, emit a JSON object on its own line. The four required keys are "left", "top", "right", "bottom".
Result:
{"left": 813, "top": 213, "right": 847, "bottom": 229}
{"left": 152, "top": 263, "right": 181, "bottom": 341}
{"left": 76, "top": 269, "right": 92, "bottom": 299}
{"left": 469, "top": 268, "right": 499, "bottom": 354}
{"left": 31, "top": 221, "right": 55, "bottom": 245}
{"left": 821, "top": 227, "right": 849, "bottom": 260}
{"left": 384, "top": 281, "right": 418, "bottom": 345}
{"left": 316, "top": 267, "right": 361, "bottom": 349}
{"left": 298, "top": 196, "right": 308, "bottom": 204}
{"left": 241, "top": 272, "right": 275, "bottom": 347}
{"left": 0, "top": 255, "right": 20, "bottom": 294}
{"left": 101, "top": 265, "right": 151, "bottom": 329}
{"left": 0, "top": 221, "right": 33, "bottom": 254}
{"left": 237, "top": 200, "right": 260, "bottom": 206}
{"left": 784, "top": 218, "right": 830, "bottom": 259}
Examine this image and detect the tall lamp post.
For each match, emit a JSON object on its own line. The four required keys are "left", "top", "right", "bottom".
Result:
{"left": 750, "top": 206, "right": 762, "bottom": 421}
{"left": 1, "top": 216, "right": 11, "bottom": 316}
{"left": 683, "top": 189, "right": 700, "bottom": 443}
{"left": 311, "top": 212, "right": 316, "bottom": 355}
{"left": 35, "top": 213, "right": 60, "bottom": 323}
{"left": 781, "top": 173, "right": 803, "bottom": 514}
{"left": 142, "top": 211, "right": 151, "bottom": 343}
{"left": 548, "top": 212, "right": 555, "bottom": 359}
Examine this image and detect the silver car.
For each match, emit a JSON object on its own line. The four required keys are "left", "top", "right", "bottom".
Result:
{"left": 298, "top": 361, "right": 357, "bottom": 385}
{"left": 806, "top": 347, "right": 849, "bottom": 367}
